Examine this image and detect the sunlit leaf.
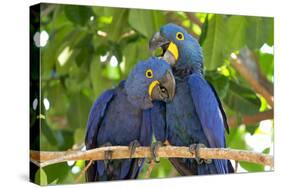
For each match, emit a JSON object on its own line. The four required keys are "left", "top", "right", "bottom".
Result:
{"left": 239, "top": 161, "right": 264, "bottom": 172}
{"left": 227, "top": 126, "right": 247, "bottom": 149}
{"left": 226, "top": 16, "right": 247, "bottom": 52}
{"left": 258, "top": 52, "right": 274, "bottom": 82}
{"left": 35, "top": 168, "right": 48, "bottom": 185}
{"left": 128, "top": 9, "right": 165, "bottom": 38}
{"left": 202, "top": 15, "right": 227, "bottom": 70}
{"left": 262, "top": 147, "right": 270, "bottom": 154}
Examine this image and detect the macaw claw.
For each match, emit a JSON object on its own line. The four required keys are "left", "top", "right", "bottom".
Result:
{"left": 102, "top": 142, "right": 113, "bottom": 166}
{"left": 189, "top": 143, "right": 212, "bottom": 165}
{"left": 150, "top": 141, "right": 163, "bottom": 163}
{"left": 128, "top": 140, "right": 141, "bottom": 158}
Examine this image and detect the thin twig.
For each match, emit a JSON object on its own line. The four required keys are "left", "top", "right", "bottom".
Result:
{"left": 145, "top": 160, "right": 155, "bottom": 178}
{"left": 75, "top": 160, "right": 93, "bottom": 183}
{"left": 30, "top": 146, "right": 273, "bottom": 168}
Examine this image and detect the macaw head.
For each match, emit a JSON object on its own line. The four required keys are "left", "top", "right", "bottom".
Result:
{"left": 149, "top": 23, "right": 203, "bottom": 74}
{"left": 125, "top": 57, "right": 176, "bottom": 109}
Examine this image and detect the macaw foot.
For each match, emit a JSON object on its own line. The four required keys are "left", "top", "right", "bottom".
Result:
{"left": 150, "top": 141, "right": 163, "bottom": 163}
{"left": 102, "top": 142, "right": 113, "bottom": 166}
{"left": 128, "top": 140, "right": 141, "bottom": 158}
{"left": 189, "top": 143, "right": 212, "bottom": 165}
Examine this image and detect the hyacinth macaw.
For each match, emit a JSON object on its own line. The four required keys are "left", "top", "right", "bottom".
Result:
{"left": 149, "top": 23, "right": 234, "bottom": 175}
{"left": 85, "top": 57, "right": 176, "bottom": 181}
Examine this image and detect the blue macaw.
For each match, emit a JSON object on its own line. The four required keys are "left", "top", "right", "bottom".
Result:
{"left": 85, "top": 57, "right": 175, "bottom": 181}
{"left": 149, "top": 23, "right": 234, "bottom": 175}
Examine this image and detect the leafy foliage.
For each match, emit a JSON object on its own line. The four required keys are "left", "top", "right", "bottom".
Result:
{"left": 31, "top": 4, "right": 274, "bottom": 185}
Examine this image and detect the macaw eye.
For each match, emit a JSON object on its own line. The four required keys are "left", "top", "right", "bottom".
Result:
{"left": 145, "top": 69, "right": 153, "bottom": 78}
{"left": 176, "top": 32, "right": 184, "bottom": 40}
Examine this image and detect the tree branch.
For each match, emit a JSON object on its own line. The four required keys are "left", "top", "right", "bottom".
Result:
{"left": 228, "top": 110, "right": 273, "bottom": 127}
{"left": 230, "top": 53, "right": 274, "bottom": 107}
{"left": 30, "top": 146, "right": 273, "bottom": 168}
{"left": 185, "top": 12, "right": 203, "bottom": 27}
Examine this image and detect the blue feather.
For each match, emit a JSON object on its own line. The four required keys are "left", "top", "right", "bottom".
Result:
{"left": 187, "top": 73, "right": 226, "bottom": 148}
{"left": 151, "top": 23, "right": 233, "bottom": 175}
{"left": 85, "top": 57, "right": 174, "bottom": 181}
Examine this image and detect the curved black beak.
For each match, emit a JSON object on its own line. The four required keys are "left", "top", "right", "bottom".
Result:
{"left": 150, "top": 70, "right": 176, "bottom": 102}
{"left": 149, "top": 32, "right": 169, "bottom": 51}
{"left": 149, "top": 32, "right": 177, "bottom": 66}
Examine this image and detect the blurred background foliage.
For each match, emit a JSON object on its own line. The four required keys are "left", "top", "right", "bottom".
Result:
{"left": 30, "top": 3, "right": 274, "bottom": 185}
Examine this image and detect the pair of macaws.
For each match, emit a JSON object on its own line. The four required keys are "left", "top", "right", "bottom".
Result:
{"left": 85, "top": 23, "right": 234, "bottom": 181}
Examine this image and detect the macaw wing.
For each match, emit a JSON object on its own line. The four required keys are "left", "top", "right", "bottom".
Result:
{"left": 150, "top": 101, "right": 167, "bottom": 142}
{"left": 207, "top": 81, "right": 229, "bottom": 134}
{"left": 84, "top": 89, "right": 115, "bottom": 182}
{"left": 188, "top": 73, "right": 230, "bottom": 174}
{"left": 187, "top": 73, "right": 226, "bottom": 148}
{"left": 85, "top": 89, "right": 115, "bottom": 150}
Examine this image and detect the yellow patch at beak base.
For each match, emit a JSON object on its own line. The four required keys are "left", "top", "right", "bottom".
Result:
{"left": 167, "top": 42, "right": 179, "bottom": 60}
{"left": 148, "top": 80, "right": 160, "bottom": 97}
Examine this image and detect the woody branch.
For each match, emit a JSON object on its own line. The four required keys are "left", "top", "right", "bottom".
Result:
{"left": 30, "top": 146, "right": 273, "bottom": 168}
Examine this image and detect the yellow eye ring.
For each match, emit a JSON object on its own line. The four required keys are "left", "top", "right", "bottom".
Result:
{"left": 176, "top": 32, "right": 184, "bottom": 40}
{"left": 145, "top": 69, "right": 153, "bottom": 78}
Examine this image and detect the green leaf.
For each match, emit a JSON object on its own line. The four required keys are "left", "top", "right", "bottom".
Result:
{"left": 41, "top": 120, "right": 57, "bottom": 146}
{"left": 102, "top": 64, "right": 121, "bottom": 80}
{"left": 43, "top": 162, "right": 71, "bottom": 184}
{"left": 67, "top": 92, "right": 92, "bottom": 129}
{"left": 245, "top": 124, "right": 259, "bottom": 135}
{"left": 128, "top": 9, "right": 165, "bottom": 38}
{"left": 74, "top": 128, "right": 85, "bottom": 144}
{"left": 262, "top": 147, "right": 270, "bottom": 154}
{"left": 226, "top": 16, "right": 273, "bottom": 51}
{"left": 240, "top": 161, "right": 264, "bottom": 172}
{"left": 245, "top": 17, "right": 274, "bottom": 49}
{"left": 205, "top": 71, "right": 230, "bottom": 99}
{"left": 202, "top": 15, "right": 273, "bottom": 71}
{"left": 35, "top": 168, "right": 48, "bottom": 185}
{"left": 75, "top": 46, "right": 94, "bottom": 67}
{"left": 55, "top": 130, "right": 75, "bottom": 150}
{"left": 41, "top": 24, "right": 73, "bottom": 79}
{"left": 202, "top": 15, "right": 227, "bottom": 70}
{"left": 227, "top": 126, "right": 247, "bottom": 149}
{"left": 89, "top": 57, "right": 113, "bottom": 99}
{"left": 223, "top": 81, "right": 261, "bottom": 115}
{"left": 122, "top": 38, "right": 150, "bottom": 75}
{"left": 64, "top": 5, "right": 93, "bottom": 26}
{"left": 258, "top": 52, "right": 274, "bottom": 82}
{"left": 226, "top": 16, "right": 247, "bottom": 52}
{"left": 45, "top": 81, "right": 69, "bottom": 115}
{"left": 49, "top": 179, "right": 59, "bottom": 185}
{"left": 98, "top": 8, "right": 129, "bottom": 41}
